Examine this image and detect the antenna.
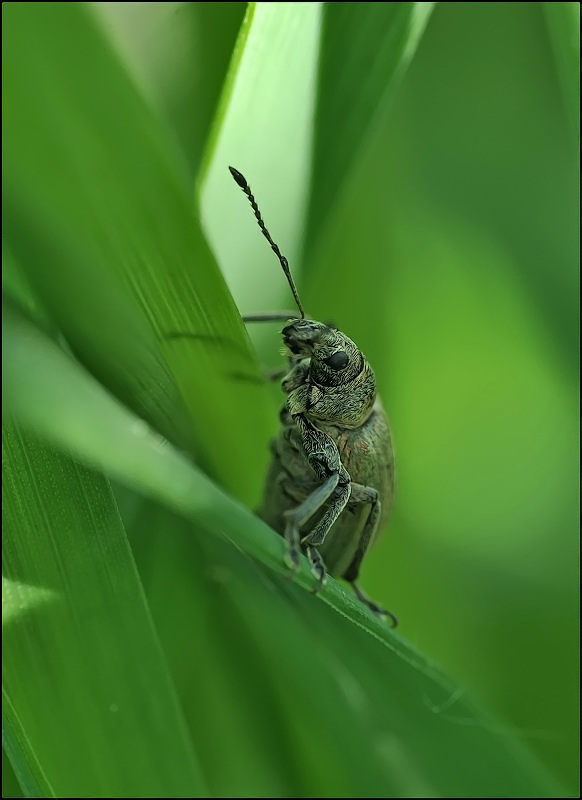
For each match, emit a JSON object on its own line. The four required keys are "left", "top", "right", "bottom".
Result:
{"left": 229, "top": 166, "right": 305, "bottom": 319}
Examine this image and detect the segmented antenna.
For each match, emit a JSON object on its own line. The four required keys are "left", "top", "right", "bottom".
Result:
{"left": 229, "top": 166, "right": 305, "bottom": 319}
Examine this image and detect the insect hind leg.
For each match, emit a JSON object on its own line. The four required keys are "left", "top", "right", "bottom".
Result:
{"left": 351, "top": 583, "right": 398, "bottom": 628}
{"left": 342, "top": 483, "right": 398, "bottom": 627}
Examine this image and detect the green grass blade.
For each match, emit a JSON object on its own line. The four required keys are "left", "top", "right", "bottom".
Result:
{"left": 2, "top": 689, "right": 55, "bottom": 799}
{"left": 128, "top": 502, "right": 564, "bottom": 798}
{"left": 3, "top": 423, "right": 207, "bottom": 798}
{"left": 3, "top": 271, "right": 565, "bottom": 798}
{"left": 200, "top": 3, "right": 322, "bottom": 322}
{"left": 306, "top": 2, "right": 434, "bottom": 251}
{"left": 92, "top": 2, "right": 246, "bottom": 182}
{"left": 2, "top": 1, "right": 272, "bottom": 502}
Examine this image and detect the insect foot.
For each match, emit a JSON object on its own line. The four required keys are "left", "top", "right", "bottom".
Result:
{"left": 351, "top": 583, "right": 398, "bottom": 628}
{"left": 305, "top": 545, "right": 327, "bottom": 593}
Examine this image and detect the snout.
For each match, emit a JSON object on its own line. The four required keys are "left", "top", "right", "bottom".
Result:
{"left": 282, "top": 322, "right": 302, "bottom": 354}
{"left": 282, "top": 319, "right": 327, "bottom": 357}
{"left": 281, "top": 322, "right": 296, "bottom": 339}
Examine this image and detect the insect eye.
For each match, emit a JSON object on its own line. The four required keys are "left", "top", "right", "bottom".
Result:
{"left": 324, "top": 351, "right": 349, "bottom": 370}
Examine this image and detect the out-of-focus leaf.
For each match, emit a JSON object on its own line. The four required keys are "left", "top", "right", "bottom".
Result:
{"left": 2, "top": 1, "right": 272, "bottom": 503}
{"left": 2, "top": 748, "right": 24, "bottom": 800}
{"left": 92, "top": 2, "right": 246, "bottom": 182}
{"left": 299, "top": 3, "right": 579, "bottom": 788}
{"left": 2, "top": 689, "right": 55, "bottom": 799}
{"left": 543, "top": 2, "right": 580, "bottom": 142}
{"left": 306, "top": 2, "right": 434, "bottom": 251}
{"left": 127, "top": 502, "right": 563, "bottom": 798}
{"left": 3, "top": 423, "right": 206, "bottom": 797}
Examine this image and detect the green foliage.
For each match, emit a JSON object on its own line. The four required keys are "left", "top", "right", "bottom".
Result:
{"left": 3, "top": 2, "right": 578, "bottom": 797}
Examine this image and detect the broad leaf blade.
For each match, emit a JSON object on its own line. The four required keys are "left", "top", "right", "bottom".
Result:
{"left": 3, "top": 288, "right": 564, "bottom": 798}
{"left": 2, "top": 1, "right": 272, "bottom": 502}
{"left": 92, "top": 2, "right": 246, "bottom": 182}
{"left": 3, "top": 423, "right": 206, "bottom": 798}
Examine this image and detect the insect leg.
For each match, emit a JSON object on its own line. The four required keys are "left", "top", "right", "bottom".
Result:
{"left": 281, "top": 361, "right": 310, "bottom": 392}
{"left": 284, "top": 412, "right": 353, "bottom": 590}
{"left": 298, "top": 476, "right": 351, "bottom": 595}
{"left": 282, "top": 472, "right": 340, "bottom": 574}
{"left": 242, "top": 312, "right": 301, "bottom": 323}
{"left": 264, "top": 366, "right": 288, "bottom": 382}
{"left": 306, "top": 545, "right": 326, "bottom": 593}
{"left": 342, "top": 484, "right": 380, "bottom": 582}
{"left": 247, "top": 358, "right": 304, "bottom": 385}
{"left": 342, "top": 483, "right": 398, "bottom": 627}
{"left": 351, "top": 583, "right": 397, "bottom": 627}
{"left": 301, "top": 472, "right": 351, "bottom": 547}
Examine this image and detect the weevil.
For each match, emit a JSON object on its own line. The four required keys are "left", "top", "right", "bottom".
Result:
{"left": 230, "top": 166, "right": 397, "bottom": 626}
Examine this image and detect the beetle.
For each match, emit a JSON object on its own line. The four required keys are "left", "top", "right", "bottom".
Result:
{"left": 230, "top": 166, "right": 397, "bottom": 626}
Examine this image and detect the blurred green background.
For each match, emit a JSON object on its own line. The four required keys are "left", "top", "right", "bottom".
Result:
{"left": 3, "top": 2, "right": 579, "bottom": 798}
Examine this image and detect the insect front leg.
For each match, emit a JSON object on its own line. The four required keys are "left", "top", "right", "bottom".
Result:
{"left": 251, "top": 352, "right": 308, "bottom": 385}
{"left": 264, "top": 366, "right": 288, "bottom": 383}
{"left": 342, "top": 483, "right": 398, "bottom": 627}
{"left": 281, "top": 360, "right": 310, "bottom": 392}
